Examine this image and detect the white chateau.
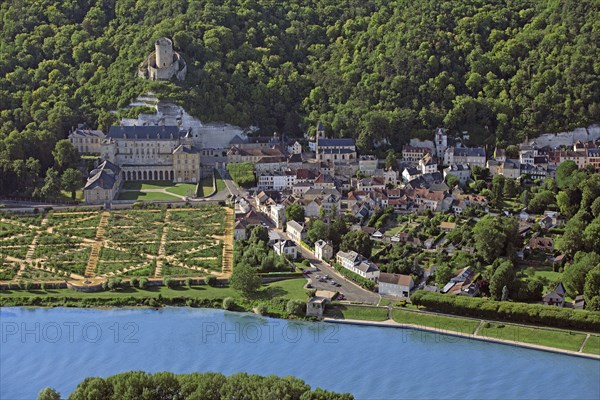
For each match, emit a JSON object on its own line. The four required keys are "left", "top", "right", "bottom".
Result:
{"left": 138, "top": 37, "right": 187, "bottom": 81}
{"left": 101, "top": 125, "right": 200, "bottom": 183}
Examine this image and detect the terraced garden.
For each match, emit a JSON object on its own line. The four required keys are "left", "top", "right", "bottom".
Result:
{"left": 0, "top": 205, "right": 232, "bottom": 284}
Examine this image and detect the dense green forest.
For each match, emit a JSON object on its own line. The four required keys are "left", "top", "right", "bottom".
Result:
{"left": 1, "top": 0, "right": 598, "bottom": 195}
{"left": 37, "top": 371, "right": 353, "bottom": 399}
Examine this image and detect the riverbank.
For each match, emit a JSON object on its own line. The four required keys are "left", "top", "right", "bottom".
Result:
{"left": 324, "top": 316, "right": 600, "bottom": 360}
{"left": 0, "top": 279, "right": 311, "bottom": 318}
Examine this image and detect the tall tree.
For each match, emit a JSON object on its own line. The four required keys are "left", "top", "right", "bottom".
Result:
{"left": 61, "top": 168, "right": 82, "bottom": 200}
{"left": 52, "top": 139, "right": 80, "bottom": 172}
{"left": 285, "top": 204, "right": 305, "bottom": 223}
{"left": 340, "top": 230, "right": 374, "bottom": 258}
{"left": 230, "top": 263, "right": 261, "bottom": 297}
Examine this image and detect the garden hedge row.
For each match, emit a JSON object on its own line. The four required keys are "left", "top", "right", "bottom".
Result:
{"left": 410, "top": 290, "right": 600, "bottom": 331}
{"left": 333, "top": 264, "right": 375, "bottom": 290}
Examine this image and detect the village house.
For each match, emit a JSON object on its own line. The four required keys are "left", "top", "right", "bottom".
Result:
{"left": 273, "top": 239, "right": 297, "bottom": 259}
{"left": 286, "top": 220, "right": 307, "bottom": 244}
{"left": 233, "top": 210, "right": 265, "bottom": 240}
{"left": 314, "top": 173, "right": 337, "bottom": 189}
{"left": 355, "top": 176, "right": 386, "bottom": 192}
{"left": 314, "top": 240, "right": 334, "bottom": 261}
{"left": 443, "top": 164, "right": 471, "bottom": 185}
{"left": 444, "top": 146, "right": 486, "bottom": 168}
{"left": 336, "top": 250, "right": 380, "bottom": 281}
{"left": 542, "top": 282, "right": 566, "bottom": 307}
{"left": 378, "top": 273, "right": 414, "bottom": 298}
{"left": 295, "top": 168, "right": 318, "bottom": 184}
{"left": 257, "top": 170, "right": 297, "bottom": 191}
{"left": 439, "top": 221, "right": 457, "bottom": 232}
{"left": 383, "top": 168, "right": 398, "bottom": 186}
{"left": 288, "top": 141, "right": 302, "bottom": 155}
{"left": 528, "top": 237, "right": 554, "bottom": 252}
{"left": 227, "top": 146, "right": 285, "bottom": 164}
{"left": 402, "top": 167, "right": 422, "bottom": 182}
{"left": 68, "top": 125, "right": 106, "bottom": 154}
{"left": 359, "top": 155, "right": 379, "bottom": 175}
{"left": 270, "top": 204, "right": 286, "bottom": 229}
{"left": 402, "top": 145, "right": 431, "bottom": 163}
{"left": 419, "top": 153, "right": 438, "bottom": 174}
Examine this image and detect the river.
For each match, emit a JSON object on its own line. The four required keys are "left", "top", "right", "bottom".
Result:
{"left": 1, "top": 307, "right": 598, "bottom": 399}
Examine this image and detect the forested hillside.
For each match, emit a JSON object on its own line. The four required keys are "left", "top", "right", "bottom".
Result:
{"left": 0, "top": 0, "right": 598, "bottom": 195}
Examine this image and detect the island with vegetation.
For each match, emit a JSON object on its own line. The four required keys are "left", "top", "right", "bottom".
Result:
{"left": 36, "top": 371, "right": 353, "bottom": 400}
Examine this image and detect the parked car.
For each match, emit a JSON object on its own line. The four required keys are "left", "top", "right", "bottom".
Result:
{"left": 306, "top": 284, "right": 314, "bottom": 289}
{"left": 337, "top": 294, "right": 345, "bottom": 300}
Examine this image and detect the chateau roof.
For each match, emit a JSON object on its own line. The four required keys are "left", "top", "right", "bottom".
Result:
{"left": 84, "top": 160, "right": 120, "bottom": 190}
{"left": 107, "top": 125, "right": 183, "bottom": 140}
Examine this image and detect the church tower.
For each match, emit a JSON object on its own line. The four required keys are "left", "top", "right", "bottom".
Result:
{"left": 435, "top": 127, "right": 447, "bottom": 160}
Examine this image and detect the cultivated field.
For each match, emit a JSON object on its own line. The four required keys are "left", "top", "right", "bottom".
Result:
{"left": 0, "top": 205, "right": 233, "bottom": 283}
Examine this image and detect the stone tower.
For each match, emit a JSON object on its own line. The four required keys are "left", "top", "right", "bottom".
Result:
{"left": 139, "top": 37, "right": 187, "bottom": 81}
{"left": 155, "top": 37, "right": 173, "bottom": 69}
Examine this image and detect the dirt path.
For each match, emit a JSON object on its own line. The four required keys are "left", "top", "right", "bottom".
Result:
{"left": 220, "top": 207, "right": 234, "bottom": 277}
{"left": 84, "top": 211, "right": 109, "bottom": 277}
{"left": 154, "top": 210, "right": 172, "bottom": 277}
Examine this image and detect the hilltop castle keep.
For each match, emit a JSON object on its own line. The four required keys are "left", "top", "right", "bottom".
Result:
{"left": 138, "top": 37, "right": 187, "bottom": 81}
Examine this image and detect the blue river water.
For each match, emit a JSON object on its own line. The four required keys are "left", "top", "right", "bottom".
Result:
{"left": 0, "top": 307, "right": 599, "bottom": 400}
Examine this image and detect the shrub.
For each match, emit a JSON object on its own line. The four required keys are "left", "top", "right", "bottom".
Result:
{"left": 163, "top": 278, "right": 177, "bottom": 288}
{"left": 205, "top": 276, "right": 217, "bottom": 286}
{"left": 130, "top": 277, "right": 139, "bottom": 288}
{"left": 286, "top": 299, "right": 306, "bottom": 317}
{"left": 223, "top": 297, "right": 235, "bottom": 310}
{"left": 185, "top": 278, "right": 193, "bottom": 287}
{"left": 107, "top": 278, "right": 122, "bottom": 291}
{"left": 138, "top": 278, "right": 148, "bottom": 289}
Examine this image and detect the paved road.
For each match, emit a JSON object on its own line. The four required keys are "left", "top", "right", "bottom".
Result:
{"left": 276, "top": 229, "right": 380, "bottom": 304}
{"left": 218, "top": 168, "right": 247, "bottom": 198}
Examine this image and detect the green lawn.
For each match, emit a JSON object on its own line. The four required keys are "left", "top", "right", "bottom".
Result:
{"left": 123, "top": 181, "right": 174, "bottom": 190}
{"left": 392, "top": 309, "right": 480, "bottom": 334}
{"left": 215, "top": 171, "right": 226, "bottom": 192}
{"left": 582, "top": 335, "right": 600, "bottom": 356}
{"left": 478, "top": 322, "right": 587, "bottom": 352}
{"left": 165, "top": 183, "right": 198, "bottom": 197}
{"left": 0, "top": 278, "right": 308, "bottom": 302}
{"left": 117, "top": 191, "right": 180, "bottom": 201}
{"left": 325, "top": 305, "right": 389, "bottom": 321}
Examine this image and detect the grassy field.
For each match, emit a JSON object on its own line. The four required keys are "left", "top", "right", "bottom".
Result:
{"left": 325, "top": 305, "right": 389, "bottom": 321}
{"left": 165, "top": 183, "right": 198, "bottom": 197}
{"left": 478, "top": 322, "right": 587, "bottom": 352}
{"left": 123, "top": 181, "right": 174, "bottom": 190}
{"left": 0, "top": 278, "right": 308, "bottom": 302}
{"left": 119, "top": 181, "right": 197, "bottom": 200}
{"left": 215, "top": 170, "right": 226, "bottom": 192}
{"left": 117, "top": 191, "right": 181, "bottom": 201}
{"left": 582, "top": 335, "right": 600, "bottom": 356}
{"left": 392, "top": 309, "right": 480, "bottom": 334}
